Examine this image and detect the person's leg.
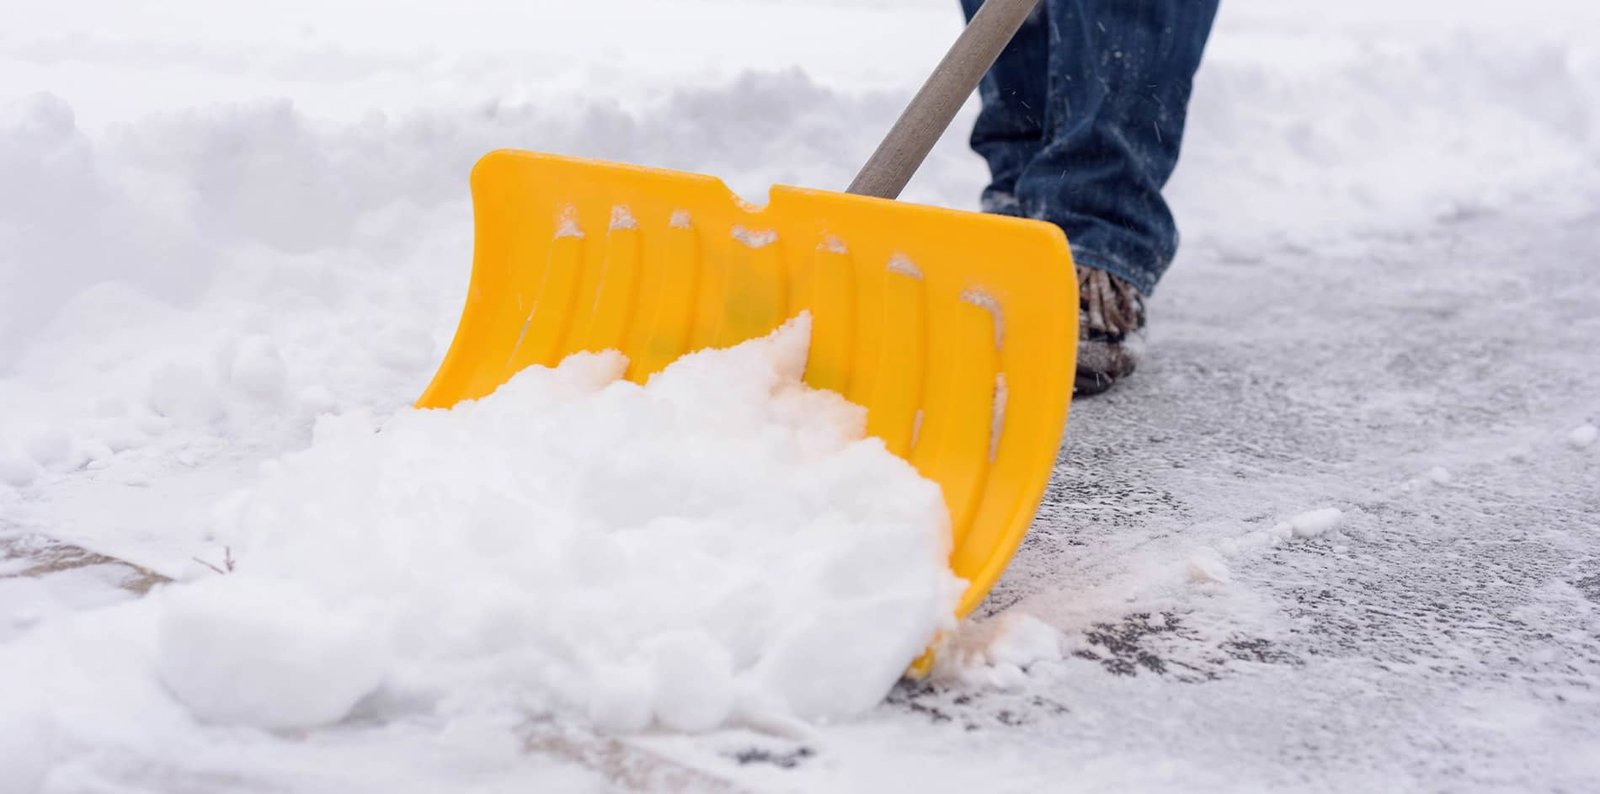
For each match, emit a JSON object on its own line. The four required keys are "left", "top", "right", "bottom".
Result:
{"left": 960, "top": 0, "right": 1050, "bottom": 215}
{"left": 1016, "top": 0, "right": 1218, "bottom": 296}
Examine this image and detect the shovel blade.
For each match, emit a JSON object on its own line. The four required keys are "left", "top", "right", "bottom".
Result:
{"left": 419, "top": 150, "right": 1076, "bottom": 621}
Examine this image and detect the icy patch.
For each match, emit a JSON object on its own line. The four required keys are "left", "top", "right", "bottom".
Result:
{"left": 820, "top": 236, "right": 847, "bottom": 254}
{"left": 143, "top": 316, "right": 960, "bottom": 734}
{"left": 1568, "top": 423, "right": 1597, "bottom": 449}
{"left": 732, "top": 225, "right": 777, "bottom": 249}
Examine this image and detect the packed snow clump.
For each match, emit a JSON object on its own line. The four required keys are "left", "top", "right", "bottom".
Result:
{"left": 1286, "top": 507, "right": 1344, "bottom": 539}
{"left": 161, "top": 315, "right": 962, "bottom": 733}
{"left": 936, "top": 612, "right": 1062, "bottom": 690}
{"left": 157, "top": 577, "right": 391, "bottom": 730}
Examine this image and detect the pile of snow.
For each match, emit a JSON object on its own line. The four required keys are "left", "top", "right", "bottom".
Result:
{"left": 182, "top": 316, "right": 959, "bottom": 732}
{"left": 0, "top": 318, "right": 964, "bottom": 781}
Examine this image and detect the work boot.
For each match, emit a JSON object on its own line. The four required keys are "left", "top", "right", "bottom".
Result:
{"left": 1075, "top": 265, "right": 1145, "bottom": 396}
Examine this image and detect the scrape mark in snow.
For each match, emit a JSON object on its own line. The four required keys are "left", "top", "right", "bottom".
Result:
{"left": 609, "top": 205, "right": 638, "bottom": 231}
{"left": 732, "top": 226, "right": 777, "bottom": 248}
{"left": 961, "top": 287, "right": 1005, "bottom": 350}
{"left": 887, "top": 254, "right": 923, "bottom": 280}
{"left": 669, "top": 210, "right": 692, "bottom": 229}
{"left": 554, "top": 207, "right": 584, "bottom": 239}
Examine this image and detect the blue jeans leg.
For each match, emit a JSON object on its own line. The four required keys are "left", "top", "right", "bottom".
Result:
{"left": 961, "top": 1, "right": 1050, "bottom": 216}
{"left": 962, "top": 0, "right": 1218, "bottom": 296}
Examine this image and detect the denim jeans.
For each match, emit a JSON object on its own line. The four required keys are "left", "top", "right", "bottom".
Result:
{"left": 960, "top": 0, "right": 1218, "bottom": 296}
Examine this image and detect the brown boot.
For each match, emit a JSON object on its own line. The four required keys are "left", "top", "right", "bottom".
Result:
{"left": 1075, "top": 266, "right": 1146, "bottom": 396}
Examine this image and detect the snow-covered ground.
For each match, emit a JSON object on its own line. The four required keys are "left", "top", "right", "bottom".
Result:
{"left": 3, "top": 0, "right": 1599, "bottom": 790}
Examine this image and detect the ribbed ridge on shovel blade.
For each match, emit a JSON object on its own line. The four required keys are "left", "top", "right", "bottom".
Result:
{"left": 418, "top": 149, "right": 1077, "bottom": 628}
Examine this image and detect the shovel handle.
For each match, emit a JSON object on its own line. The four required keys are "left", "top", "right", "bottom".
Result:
{"left": 847, "top": 0, "right": 1040, "bottom": 200}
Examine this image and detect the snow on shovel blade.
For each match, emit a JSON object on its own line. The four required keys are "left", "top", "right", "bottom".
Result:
{"left": 418, "top": 149, "right": 1076, "bottom": 634}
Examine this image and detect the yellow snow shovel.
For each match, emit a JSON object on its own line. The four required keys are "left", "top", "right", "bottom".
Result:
{"left": 418, "top": 0, "right": 1074, "bottom": 651}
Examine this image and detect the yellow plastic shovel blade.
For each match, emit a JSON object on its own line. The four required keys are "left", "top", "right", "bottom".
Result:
{"left": 418, "top": 150, "right": 1076, "bottom": 623}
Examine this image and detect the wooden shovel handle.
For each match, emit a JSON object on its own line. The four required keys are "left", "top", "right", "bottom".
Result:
{"left": 847, "top": 0, "right": 1040, "bottom": 200}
